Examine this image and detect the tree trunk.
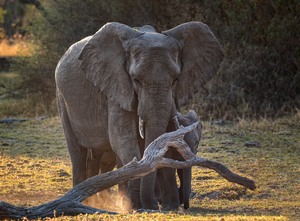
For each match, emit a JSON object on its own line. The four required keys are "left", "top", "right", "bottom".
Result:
{"left": 0, "top": 122, "right": 255, "bottom": 220}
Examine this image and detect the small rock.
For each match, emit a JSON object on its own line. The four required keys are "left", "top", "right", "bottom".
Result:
{"left": 58, "top": 169, "right": 71, "bottom": 177}
{"left": 211, "top": 119, "right": 226, "bottom": 125}
{"left": 256, "top": 193, "right": 271, "bottom": 199}
{"left": 36, "top": 116, "right": 47, "bottom": 121}
{"left": 190, "top": 192, "right": 197, "bottom": 199}
{"left": 196, "top": 176, "right": 212, "bottom": 181}
{"left": 207, "top": 146, "right": 218, "bottom": 153}
{"left": 206, "top": 191, "right": 220, "bottom": 199}
{"left": 245, "top": 141, "right": 261, "bottom": 147}
{"left": 220, "top": 141, "right": 235, "bottom": 146}
{"left": 0, "top": 118, "right": 28, "bottom": 124}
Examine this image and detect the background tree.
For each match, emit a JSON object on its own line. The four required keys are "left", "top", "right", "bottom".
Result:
{"left": 0, "top": 0, "right": 41, "bottom": 39}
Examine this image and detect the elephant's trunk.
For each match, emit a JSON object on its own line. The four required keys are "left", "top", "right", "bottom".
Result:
{"left": 138, "top": 86, "right": 174, "bottom": 146}
{"left": 139, "top": 88, "right": 174, "bottom": 209}
{"left": 140, "top": 113, "right": 171, "bottom": 209}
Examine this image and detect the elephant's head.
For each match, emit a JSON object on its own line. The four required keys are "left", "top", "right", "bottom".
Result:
{"left": 79, "top": 22, "right": 223, "bottom": 149}
{"left": 176, "top": 110, "right": 202, "bottom": 154}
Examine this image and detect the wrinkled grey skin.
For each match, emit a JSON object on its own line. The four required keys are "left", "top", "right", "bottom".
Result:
{"left": 55, "top": 21, "right": 223, "bottom": 209}
{"left": 156, "top": 110, "right": 201, "bottom": 210}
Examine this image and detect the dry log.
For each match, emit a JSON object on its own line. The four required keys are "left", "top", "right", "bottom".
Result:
{"left": 0, "top": 122, "right": 255, "bottom": 220}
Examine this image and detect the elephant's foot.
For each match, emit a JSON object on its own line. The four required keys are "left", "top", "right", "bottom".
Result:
{"left": 127, "top": 180, "right": 142, "bottom": 210}
{"left": 160, "top": 201, "right": 180, "bottom": 211}
{"left": 131, "top": 200, "right": 142, "bottom": 210}
{"left": 141, "top": 199, "right": 159, "bottom": 210}
{"left": 140, "top": 185, "right": 159, "bottom": 209}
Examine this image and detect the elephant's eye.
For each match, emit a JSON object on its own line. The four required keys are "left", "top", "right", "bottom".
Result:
{"left": 172, "top": 78, "right": 178, "bottom": 87}
{"left": 134, "top": 78, "right": 141, "bottom": 85}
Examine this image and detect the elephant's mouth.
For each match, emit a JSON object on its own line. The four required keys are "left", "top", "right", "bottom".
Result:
{"left": 139, "top": 116, "right": 145, "bottom": 139}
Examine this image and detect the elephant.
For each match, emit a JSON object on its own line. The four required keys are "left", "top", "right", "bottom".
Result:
{"left": 156, "top": 110, "right": 201, "bottom": 210}
{"left": 55, "top": 21, "right": 223, "bottom": 210}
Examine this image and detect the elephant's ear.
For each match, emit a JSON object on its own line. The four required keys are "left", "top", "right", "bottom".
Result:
{"left": 186, "top": 110, "right": 199, "bottom": 122}
{"left": 176, "top": 110, "right": 198, "bottom": 126}
{"left": 163, "top": 21, "right": 224, "bottom": 107}
{"left": 79, "top": 22, "right": 142, "bottom": 111}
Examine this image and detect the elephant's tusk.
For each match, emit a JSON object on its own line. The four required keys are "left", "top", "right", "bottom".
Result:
{"left": 139, "top": 117, "right": 145, "bottom": 139}
{"left": 173, "top": 115, "right": 180, "bottom": 129}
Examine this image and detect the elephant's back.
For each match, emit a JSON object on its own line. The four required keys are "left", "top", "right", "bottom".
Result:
{"left": 55, "top": 36, "right": 91, "bottom": 91}
{"left": 55, "top": 37, "right": 110, "bottom": 151}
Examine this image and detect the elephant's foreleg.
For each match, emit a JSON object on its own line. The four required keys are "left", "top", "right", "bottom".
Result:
{"left": 140, "top": 171, "right": 158, "bottom": 209}
{"left": 158, "top": 167, "right": 180, "bottom": 210}
{"left": 108, "top": 103, "right": 142, "bottom": 209}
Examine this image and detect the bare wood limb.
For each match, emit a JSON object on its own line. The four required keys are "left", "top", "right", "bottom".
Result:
{"left": 0, "top": 122, "right": 255, "bottom": 219}
{"left": 158, "top": 157, "right": 256, "bottom": 190}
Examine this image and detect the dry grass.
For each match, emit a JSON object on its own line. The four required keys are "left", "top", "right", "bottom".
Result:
{"left": 0, "top": 113, "right": 299, "bottom": 220}
{"left": 0, "top": 39, "right": 31, "bottom": 57}
{"left": 0, "top": 71, "right": 58, "bottom": 118}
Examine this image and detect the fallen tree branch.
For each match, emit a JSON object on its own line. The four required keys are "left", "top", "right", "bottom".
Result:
{"left": 0, "top": 122, "right": 255, "bottom": 220}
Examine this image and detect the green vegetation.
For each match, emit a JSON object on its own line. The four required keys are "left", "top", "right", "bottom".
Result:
{"left": 0, "top": 71, "right": 57, "bottom": 117}
{"left": 0, "top": 0, "right": 297, "bottom": 119}
{"left": 0, "top": 113, "right": 299, "bottom": 220}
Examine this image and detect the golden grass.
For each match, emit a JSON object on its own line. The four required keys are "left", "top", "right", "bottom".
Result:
{"left": 0, "top": 39, "right": 31, "bottom": 57}
{"left": 46, "top": 213, "right": 288, "bottom": 221}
